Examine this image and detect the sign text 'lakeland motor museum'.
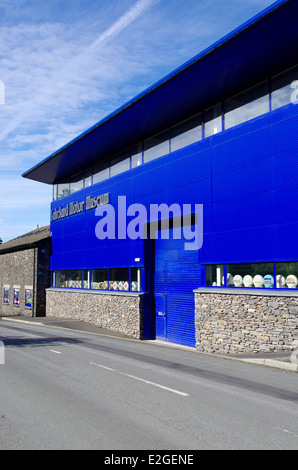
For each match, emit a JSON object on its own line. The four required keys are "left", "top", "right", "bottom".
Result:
{"left": 51, "top": 193, "right": 110, "bottom": 221}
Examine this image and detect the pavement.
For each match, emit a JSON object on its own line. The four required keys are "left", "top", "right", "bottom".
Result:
{"left": 1, "top": 314, "right": 297, "bottom": 373}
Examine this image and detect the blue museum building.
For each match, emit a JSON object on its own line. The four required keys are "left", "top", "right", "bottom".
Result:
{"left": 23, "top": 0, "right": 298, "bottom": 353}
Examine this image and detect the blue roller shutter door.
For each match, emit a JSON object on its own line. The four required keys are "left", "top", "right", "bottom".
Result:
{"left": 154, "top": 227, "right": 200, "bottom": 347}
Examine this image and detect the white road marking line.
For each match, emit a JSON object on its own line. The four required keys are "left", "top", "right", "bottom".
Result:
{"left": 90, "top": 361, "right": 189, "bottom": 397}
{"left": 50, "top": 349, "right": 62, "bottom": 354}
{"left": 90, "top": 362, "right": 115, "bottom": 372}
{"left": 273, "top": 427, "right": 298, "bottom": 439}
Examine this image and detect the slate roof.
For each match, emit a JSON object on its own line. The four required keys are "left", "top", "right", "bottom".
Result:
{"left": 0, "top": 226, "right": 51, "bottom": 254}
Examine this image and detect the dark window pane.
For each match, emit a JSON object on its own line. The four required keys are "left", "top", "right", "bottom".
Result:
{"left": 68, "top": 270, "right": 82, "bottom": 288}
{"left": 205, "top": 265, "right": 224, "bottom": 286}
{"left": 83, "top": 269, "right": 89, "bottom": 289}
{"left": 55, "top": 271, "right": 67, "bottom": 288}
{"left": 109, "top": 268, "right": 129, "bottom": 291}
{"left": 131, "top": 268, "right": 141, "bottom": 291}
{"left": 91, "top": 269, "right": 108, "bottom": 290}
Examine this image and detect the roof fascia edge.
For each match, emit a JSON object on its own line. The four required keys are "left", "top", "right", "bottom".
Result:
{"left": 22, "top": 0, "right": 291, "bottom": 182}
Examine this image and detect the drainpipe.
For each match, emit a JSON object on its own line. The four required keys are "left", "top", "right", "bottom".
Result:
{"left": 32, "top": 247, "right": 37, "bottom": 317}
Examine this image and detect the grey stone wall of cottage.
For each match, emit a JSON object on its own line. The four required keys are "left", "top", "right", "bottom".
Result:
{"left": 0, "top": 242, "right": 51, "bottom": 317}
{"left": 0, "top": 248, "right": 36, "bottom": 317}
{"left": 194, "top": 288, "right": 298, "bottom": 354}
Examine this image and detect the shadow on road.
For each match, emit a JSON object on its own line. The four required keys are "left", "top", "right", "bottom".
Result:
{"left": 0, "top": 336, "right": 81, "bottom": 348}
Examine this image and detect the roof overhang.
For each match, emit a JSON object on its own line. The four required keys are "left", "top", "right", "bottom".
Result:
{"left": 0, "top": 226, "right": 51, "bottom": 254}
{"left": 23, "top": 0, "right": 298, "bottom": 185}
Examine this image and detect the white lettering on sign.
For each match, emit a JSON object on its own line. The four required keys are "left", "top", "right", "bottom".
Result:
{"left": 51, "top": 193, "right": 110, "bottom": 221}
{"left": 86, "top": 193, "right": 110, "bottom": 211}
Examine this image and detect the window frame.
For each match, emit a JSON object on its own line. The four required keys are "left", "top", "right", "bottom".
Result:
{"left": 52, "top": 63, "right": 298, "bottom": 201}
{"left": 204, "top": 261, "right": 298, "bottom": 290}
{"left": 51, "top": 268, "right": 144, "bottom": 293}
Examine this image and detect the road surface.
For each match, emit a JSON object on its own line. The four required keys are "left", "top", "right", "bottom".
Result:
{"left": 0, "top": 319, "right": 297, "bottom": 450}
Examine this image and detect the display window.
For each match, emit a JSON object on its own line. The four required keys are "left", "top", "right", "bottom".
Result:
{"left": 275, "top": 262, "right": 298, "bottom": 289}
{"left": 83, "top": 269, "right": 90, "bottom": 289}
{"left": 52, "top": 267, "right": 143, "bottom": 292}
{"left": 68, "top": 270, "right": 82, "bottom": 288}
{"left": 109, "top": 268, "right": 129, "bottom": 291}
{"left": 205, "top": 261, "right": 298, "bottom": 289}
{"left": 3, "top": 287, "right": 9, "bottom": 304}
{"left": 25, "top": 289, "right": 33, "bottom": 308}
{"left": 226, "top": 263, "right": 274, "bottom": 288}
{"left": 13, "top": 288, "right": 20, "bottom": 306}
{"left": 55, "top": 271, "right": 68, "bottom": 288}
{"left": 130, "top": 268, "right": 141, "bottom": 292}
{"left": 205, "top": 265, "right": 224, "bottom": 286}
{"left": 91, "top": 269, "right": 108, "bottom": 290}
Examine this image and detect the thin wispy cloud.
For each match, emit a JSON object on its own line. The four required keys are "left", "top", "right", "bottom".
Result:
{"left": 90, "top": 0, "right": 157, "bottom": 46}
{"left": 0, "top": 0, "right": 274, "bottom": 241}
{"left": 0, "top": 0, "right": 157, "bottom": 143}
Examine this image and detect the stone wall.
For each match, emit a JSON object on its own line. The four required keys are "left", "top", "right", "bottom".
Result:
{"left": 46, "top": 288, "right": 144, "bottom": 339}
{"left": 0, "top": 249, "right": 36, "bottom": 316}
{"left": 195, "top": 289, "right": 298, "bottom": 354}
{"left": 0, "top": 241, "right": 51, "bottom": 317}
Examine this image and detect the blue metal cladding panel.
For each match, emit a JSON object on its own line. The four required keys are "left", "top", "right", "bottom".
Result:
{"left": 50, "top": 103, "right": 298, "bottom": 274}
{"left": 209, "top": 104, "right": 298, "bottom": 264}
{"left": 50, "top": 139, "right": 211, "bottom": 271}
{"left": 154, "top": 227, "right": 201, "bottom": 347}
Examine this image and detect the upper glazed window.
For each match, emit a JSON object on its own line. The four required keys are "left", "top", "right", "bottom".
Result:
{"left": 57, "top": 182, "right": 70, "bottom": 199}
{"left": 271, "top": 64, "right": 298, "bottom": 111}
{"left": 70, "top": 172, "right": 84, "bottom": 195}
{"left": 171, "top": 113, "right": 202, "bottom": 152}
{"left": 110, "top": 151, "right": 130, "bottom": 177}
{"left": 204, "top": 103, "right": 222, "bottom": 137}
{"left": 93, "top": 162, "right": 110, "bottom": 185}
{"left": 131, "top": 143, "right": 143, "bottom": 169}
{"left": 143, "top": 129, "right": 170, "bottom": 164}
{"left": 224, "top": 81, "right": 269, "bottom": 130}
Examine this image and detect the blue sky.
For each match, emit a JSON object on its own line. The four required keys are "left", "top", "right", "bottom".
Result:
{"left": 0, "top": 0, "right": 275, "bottom": 242}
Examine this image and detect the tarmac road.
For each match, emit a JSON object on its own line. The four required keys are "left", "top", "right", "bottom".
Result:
{"left": 0, "top": 317, "right": 298, "bottom": 450}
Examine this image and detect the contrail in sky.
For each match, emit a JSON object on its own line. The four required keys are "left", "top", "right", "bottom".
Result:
{"left": 0, "top": 0, "right": 157, "bottom": 143}
{"left": 90, "top": 0, "right": 157, "bottom": 47}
